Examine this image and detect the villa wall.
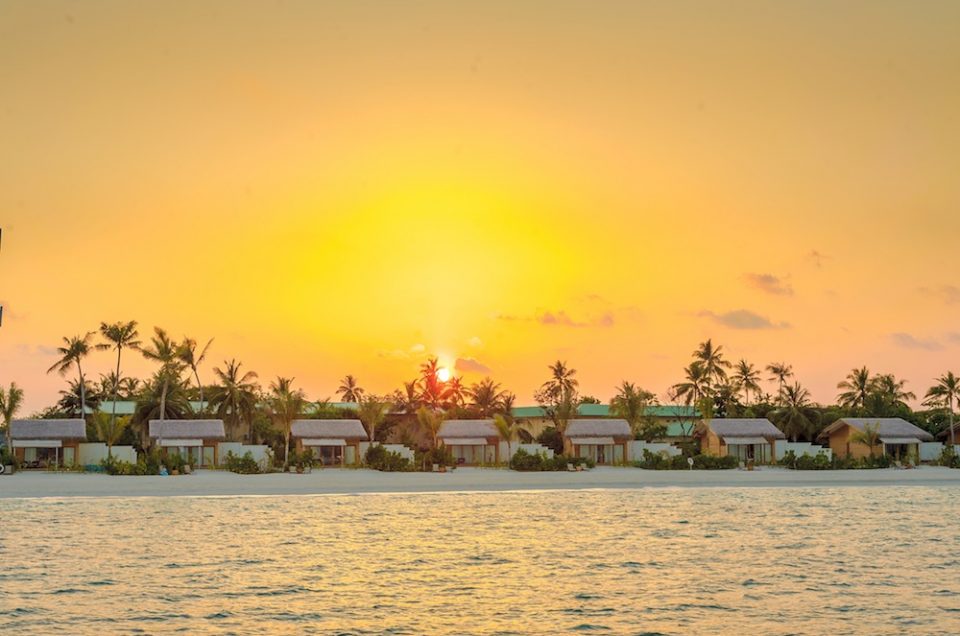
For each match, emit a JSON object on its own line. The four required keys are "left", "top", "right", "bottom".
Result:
{"left": 499, "top": 442, "right": 554, "bottom": 460}
{"left": 217, "top": 443, "right": 271, "bottom": 467}
{"left": 77, "top": 443, "right": 137, "bottom": 466}
{"left": 628, "top": 441, "right": 681, "bottom": 461}
{"left": 701, "top": 429, "right": 723, "bottom": 456}
{"left": 774, "top": 442, "right": 832, "bottom": 461}
{"left": 825, "top": 426, "right": 873, "bottom": 459}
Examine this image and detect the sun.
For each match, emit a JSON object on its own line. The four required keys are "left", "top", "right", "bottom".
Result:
{"left": 436, "top": 367, "right": 451, "bottom": 383}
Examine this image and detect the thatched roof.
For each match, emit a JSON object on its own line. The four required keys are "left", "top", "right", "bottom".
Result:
{"left": 565, "top": 419, "right": 631, "bottom": 438}
{"left": 937, "top": 424, "right": 960, "bottom": 442}
{"left": 702, "top": 418, "right": 786, "bottom": 441}
{"left": 11, "top": 419, "right": 87, "bottom": 440}
{"left": 148, "top": 419, "right": 226, "bottom": 440}
{"left": 291, "top": 419, "right": 368, "bottom": 440}
{"left": 438, "top": 419, "right": 498, "bottom": 439}
{"left": 819, "top": 418, "right": 933, "bottom": 442}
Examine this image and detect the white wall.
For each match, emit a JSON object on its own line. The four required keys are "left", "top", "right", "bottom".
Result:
{"left": 502, "top": 442, "right": 554, "bottom": 460}
{"left": 218, "top": 443, "right": 271, "bottom": 469}
{"left": 919, "top": 442, "right": 944, "bottom": 462}
{"left": 78, "top": 443, "right": 137, "bottom": 466}
{"left": 628, "top": 441, "right": 681, "bottom": 461}
{"left": 774, "top": 442, "right": 832, "bottom": 461}
{"left": 371, "top": 443, "right": 415, "bottom": 462}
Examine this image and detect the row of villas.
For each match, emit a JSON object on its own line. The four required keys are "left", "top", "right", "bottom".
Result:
{"left": 8, "top": 404, "right": 954, "bottom": 468}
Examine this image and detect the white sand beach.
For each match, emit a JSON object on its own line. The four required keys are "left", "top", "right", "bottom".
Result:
{"left": 2, "top": 466, "right": 959, "bottom": 499}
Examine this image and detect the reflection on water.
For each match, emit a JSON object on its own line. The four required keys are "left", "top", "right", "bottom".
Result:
{"left": 1, "top": 487, "right": 959, "bottom": 634}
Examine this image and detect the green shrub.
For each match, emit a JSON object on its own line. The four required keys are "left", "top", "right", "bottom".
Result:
{"left": 365, "top": 445, "right": 413, "bottom": 472}
{"left": 100, "top": 456, "right": 155, "bottom": 475}
{"left": 164, "top": 452, "right": 186, "bottom": 473}
{"left": 225, "top": 451, "right": 261, "bottom": 474}
{"left": 633, "top": 450, "right": 738, "bottom": 470}
{"left": 416, "top": 447, "right": 455, "bottom": 471}
{"left": 939, "top": 446, "right": 960, "bottom": 468}
{"left": 536, "top": 427, "right": 564, "bottom": 455}
{"left": 779, "top": 450, "right": 832, "bottom": 470}
{"left": 509, "top": 449, "right": 594, "bottom": 471}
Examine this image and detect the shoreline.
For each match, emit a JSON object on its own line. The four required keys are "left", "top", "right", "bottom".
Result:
{"left": 2, "top": 466, "right": 960, "bottom": 499}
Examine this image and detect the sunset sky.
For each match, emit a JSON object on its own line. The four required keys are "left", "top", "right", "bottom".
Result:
{"left": 2, "top": 1, "right": 959, "bottom": 414}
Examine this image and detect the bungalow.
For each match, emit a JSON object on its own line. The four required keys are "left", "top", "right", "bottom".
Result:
{"left": 564, "top": 418, "right": 632, "bottom": 465}
{"left": 10, "top": 419, "right": 87, "bottom": 468}
{"left": 937, "top": 423, "right": 959, "bottom": 447}
{"left": 291, "top": 419, "right": 368, "bottom": 466}
{"left": 512, "top": 404, "right": 699, "bottom": 441}
{"left": 438, "top": 419, "right": 501, "bottom": 465}
{"left": 818, "top": 418, "right": 934, "bottom": 460}
{"left": 698, "top": 418, "right": 785, "bottom": 463}
{"left": 149, "top": 419, "right": 226, "bottom": 467}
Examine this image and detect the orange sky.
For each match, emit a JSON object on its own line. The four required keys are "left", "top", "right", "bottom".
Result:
{"left": 1, "top": 1, "right": 959, "bottom": 414}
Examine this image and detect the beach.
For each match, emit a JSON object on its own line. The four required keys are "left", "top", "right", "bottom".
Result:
{"left": 2, "top": 466, "right": 959, "bottom": 499}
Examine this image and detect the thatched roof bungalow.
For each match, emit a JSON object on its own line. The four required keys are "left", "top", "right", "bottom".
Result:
{"left": 291, "top": 419, "right": 368, "bottom": 466}
{"left": 148, "top": 419, "right": 226, "bottom": 467}
{"left": 818, "top": 417, "right": 933, "bottom": 460}
{"left": 564, "top": 418, "right": 632, "bottom": 464}
{"left": 10, "top": 419, "right": 87, "bottom": 468}
{"left": 438, "top": 419, "right": 500, "bottom": 465}
{"left": 698, "top": 418, "right": 785, "bottom": 464}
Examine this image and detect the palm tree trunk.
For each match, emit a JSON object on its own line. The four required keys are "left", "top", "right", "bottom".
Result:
{"left": 160, "top": 378, "right": 168, "bottom": 422}
{"left": 110, "top": 348, "right": 121, "bottom": 457}
{"left": 77, "top": 360, "right": 86, "bottom": 419}
{"left": 284, "top": 428, "right": 290, "bottom": 470}
{"left": 950, "top": 396, "right": 956, "bottom": 448}
{"left": 194, "top": 368, "right": 203, "bottom": 411}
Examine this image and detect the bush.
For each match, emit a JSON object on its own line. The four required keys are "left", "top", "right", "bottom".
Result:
{"left": 780, "top": 450, "right": 896, "bottom": 470}
{"left": 939, "top": 446, "right": 960, "bottom": 468}
{"left": 365, "top": 445, "right": 413, "bottom": 472}
{"left": 536, "top": 427, "right": 564, "bottom": 455}
{"left": 164, "top": 452, "right": 186, "bottom": 473}
{"left": 225, "top": 451, "right": 261, "bottom": 474}
{"left": 416, "top": 447, "right": 455, "bottom": 471}
{"left": 633, "top": 450, "right": 738, "bottom": 470}
{"left": 778, "top": 450, "right": 832, "bottom": 470}
{"left": 509, "top": 449, "right": 594, "bottom": 471}
{"left": 100, "top": 456, "right": 155, "bottom": 476}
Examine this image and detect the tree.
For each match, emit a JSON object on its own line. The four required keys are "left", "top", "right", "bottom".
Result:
{"left": 57, "top": 378, "right": 101, "bottom": 416}
{"left": 493, "top": 413, "right": 515, "bottom": 462}
{"left": 139, "top": 328, "right": 184, "bottom": 427}
{"left": 267, "top": 376, "right": 305, "bottom": 470}
{"left": 47, "top": 332, "right": 106, "bottom": 419}
{"left": 538, "top": 360, "right": 578, "bottom": 403}
{"left": 766, "top": 362, "right": 794, "bottom": 402}
{"left": 671, "top": 362, "right": 710, "bottom": 407}
{"left": 924, "top": 372, "right": 960, "bottom": 447}
{"left": 92, "top": 410, "right": 131, "bottom": 458}
{"left": 467, "top": 378, "right": 507, "bottom": 417}
{"left": 416, "top": 406, "right": 444, "bottom": 450}
{"left": 849, "top": 422, "right": 882, "bottom": 457}
{"left": 337, "top": 375, "right": 364, "bottom": 403}
{"left": 693, "top": 339, "right": 731, "bottom": 387}
{"left": 610, "top": 381, "right": 655, "bottom": 438}
{"left": 418, "top": 357, "right": 453, "bottom": 409}
{"left": 392, "top": 380, "right": 421, "bottom": 415}
{"left": 357, "top": 395, "right": 390, "bottom": 444}
{"left": 837, "top": 366, "right": 872, "bottom": 411}
{"left": 868, "top": 373, "right": 915, "bottom": 415}
{"left": 178, "top": 337, "right": 213, "bottom": 409}
{"left": 771, "top": 382, "right": 820, "bottom": 442}
{"left": 209, "top": 359, "right": 260, "bottom": 442}
{"left": 100, "top": 320, "right": 141, "bottom": 434}
{"left": 732, "top": 360, "right": 761, "bottom": 405}
{"left": 0, "top": 382, "right": 25, "bottom": 459}
{"left": 132, "top": 372, "right": 192, "bottom": 446}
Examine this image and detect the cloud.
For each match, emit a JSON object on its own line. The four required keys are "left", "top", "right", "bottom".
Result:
{"left": 918, "top": 285, "right": 960, "bottom": 305}
{"left": 891, "top": 332, "right": 944, "bottom": 351}
{"left": 466, "top": 336, "right": 482, "bottom": 348}
{"left": 454, "top": 357, "right": 492, "bottom": 374}
{"left": 409, "top": 343, "right": 426, "bottom": 354}
{"left": 497, "top": 306, "right": 617, "bottom": 328}
{"left": 947, "top": 332, "right": 960, "bottom": 344}
{"left": 378, "top": 343, "right": 428, "bottom": 359}
{"left": 744, "top": 273, "right": 793, "bottom": 296}
{"left": 698, "top": 309, "right": 790, "bottom": 330}
{"left": 15, "top": 343, "right": 58, "bottom": 356}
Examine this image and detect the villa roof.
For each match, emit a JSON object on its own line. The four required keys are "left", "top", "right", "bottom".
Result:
{"left": 148, "top": 419, "right": 226, "bottom": 440}
{"left": 438, "top": 419, "right": 498, "bottom": 439}
{"left": 937, "top": 423, "right": 960, "bottom": 441}
{"left": 10, "top": 419, "right": 87, "bottom": 440}
{"left": 291, "top": 419, "right": 368, "bottom": 440}
{"left": 565, "top": 419, "right": 631, "bottom": 438}
{"left": 818, "top": 418, "right": 933, "bottom": 442}
{"left": 87, "top": 400, "right": 209, "bottom": 415}
{"left": 702, "top": 418, "right": 786, "bottom": 441}
{"left": 511, "top": 404, "right": 698, "bottom": 419}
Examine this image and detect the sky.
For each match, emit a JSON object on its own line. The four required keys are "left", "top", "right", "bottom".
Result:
{"left": 1, "top": 1, "right": 959, "bottom": 415}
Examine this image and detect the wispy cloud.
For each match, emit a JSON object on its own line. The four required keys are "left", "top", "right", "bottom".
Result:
{"left": 698, "top": 309, "right": 789, "bottom": 330}
{"left": 890, "top": 332, "right": 944, "bottom": 351}
{"left": 16, "top": 343, "right": 58, "bottom": 356}
{"left": 918, "top": 285, "right": 960, "bottom": 305}
{"left": 498, "top": 308, "right": 614, "bottom": 328}
{"left": 466, "top": 336, "right": 483, "bottom": 348}
{"left": 744, "top": 273, "right": 793, "bottom": 296}
{"left": 378, "top": 343, "right": 428, "bottom": 359}
{"left": 454, "top": 357, "right": 491, "bottom": 374}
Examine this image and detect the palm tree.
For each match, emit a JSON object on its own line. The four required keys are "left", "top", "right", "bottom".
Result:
{"left": 446, "top": 376, "right": 466, "bottom": 407}
{"left": 610, "top": 381, "right": 654, "bottom": 437}
{"left": 493, "top": 413, "right": 515, "bottom": 463}
{"left": 118, "top": 377, "right": 141, "bottom": 399}
{"left": 131, "top": 372, "right": 192, "bottom": 445}
{"left": 0, "top": 382, "right": 25, "bottom": 459}
{"left": 357, "top": 395, "right": 390, "bottom": 445}
{"left": 57, "top": 378, "right": 101, "bottom": 416}
{"left": 92, "top": 411, "right": 131, "bottom": 459}
{"left": 870, "top": 373, "right": 915, "bottom": 413}
{"left": 924, "top": 372, "right": 960, "bottom": 447}
{"left": 468, "top": 378, "right": 507, "bottom": 416}
{"left": 139, "top": 327, "right": 183, "bottom": 425}
{"left": 849, "top": 422, "right": 882, "bottom": 457}
{"left": 416, "top": 406, "right": 444, "bottom": 450}
{"left": 732, "top": 360, "right": 762, "bottom": 405}
{"left": 693, "top": 339, "right": 731, "bottom": 387}
{"left": 418, "top": 357, "right": 452, "bottom": 409}
{"left": 538, "top": 360, "right": 578, "bottom": 402}
{"left": 178, "top": 336, "right": 213, "bottom": 409}
{"left": 209, "top": 359, "right": 260, "bottom": 441}
{"left": 837, "top": 367, "right": 872, "bottom": 411}
{"left": 671, "top": 362, "right": 710, "bottom": 407}
{"left": 337, "top": 375, "right": 364, "bottom": 403}
{"left": 766, "top": 362, "right": 793, "bottom": 402}
{"left": 267, "top": 376, "right": 305, "bottom": 470}
{"left": 100, "top": 320, "right": 141, "bottom": 433}
{"left": 771, "top": 382, "right": 820, "bottom": 441}
{"left": 392, "top": 380, "right": 421, "bottom": 415}
{"left": 47, "top": 332, "right": 106, "bottom": 419}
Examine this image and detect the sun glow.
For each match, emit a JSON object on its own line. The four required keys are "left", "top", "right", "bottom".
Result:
{"left": 436, "top": 367, "right": 451, "bottom": 383}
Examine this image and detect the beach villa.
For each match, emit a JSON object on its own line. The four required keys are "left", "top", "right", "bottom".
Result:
{"left": 291, "top": 419, "right": 368, "bottom": 466}
{"left": 698, "top": 418, "right": 785, "bottom": 463}
{"left": 438, "top": 419, "right": 501, "bottom": 465}
{"left": 10, "top": 419, "right": 87, "bottom": 468}
{"left": 564, "top": 418, "right": 632, "bottom": 464}
{"left": 148, "top": 419, "right": 226, "bottom": 467}
{"left": 818, "top": 417, "right": 934, "bottom": 459}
